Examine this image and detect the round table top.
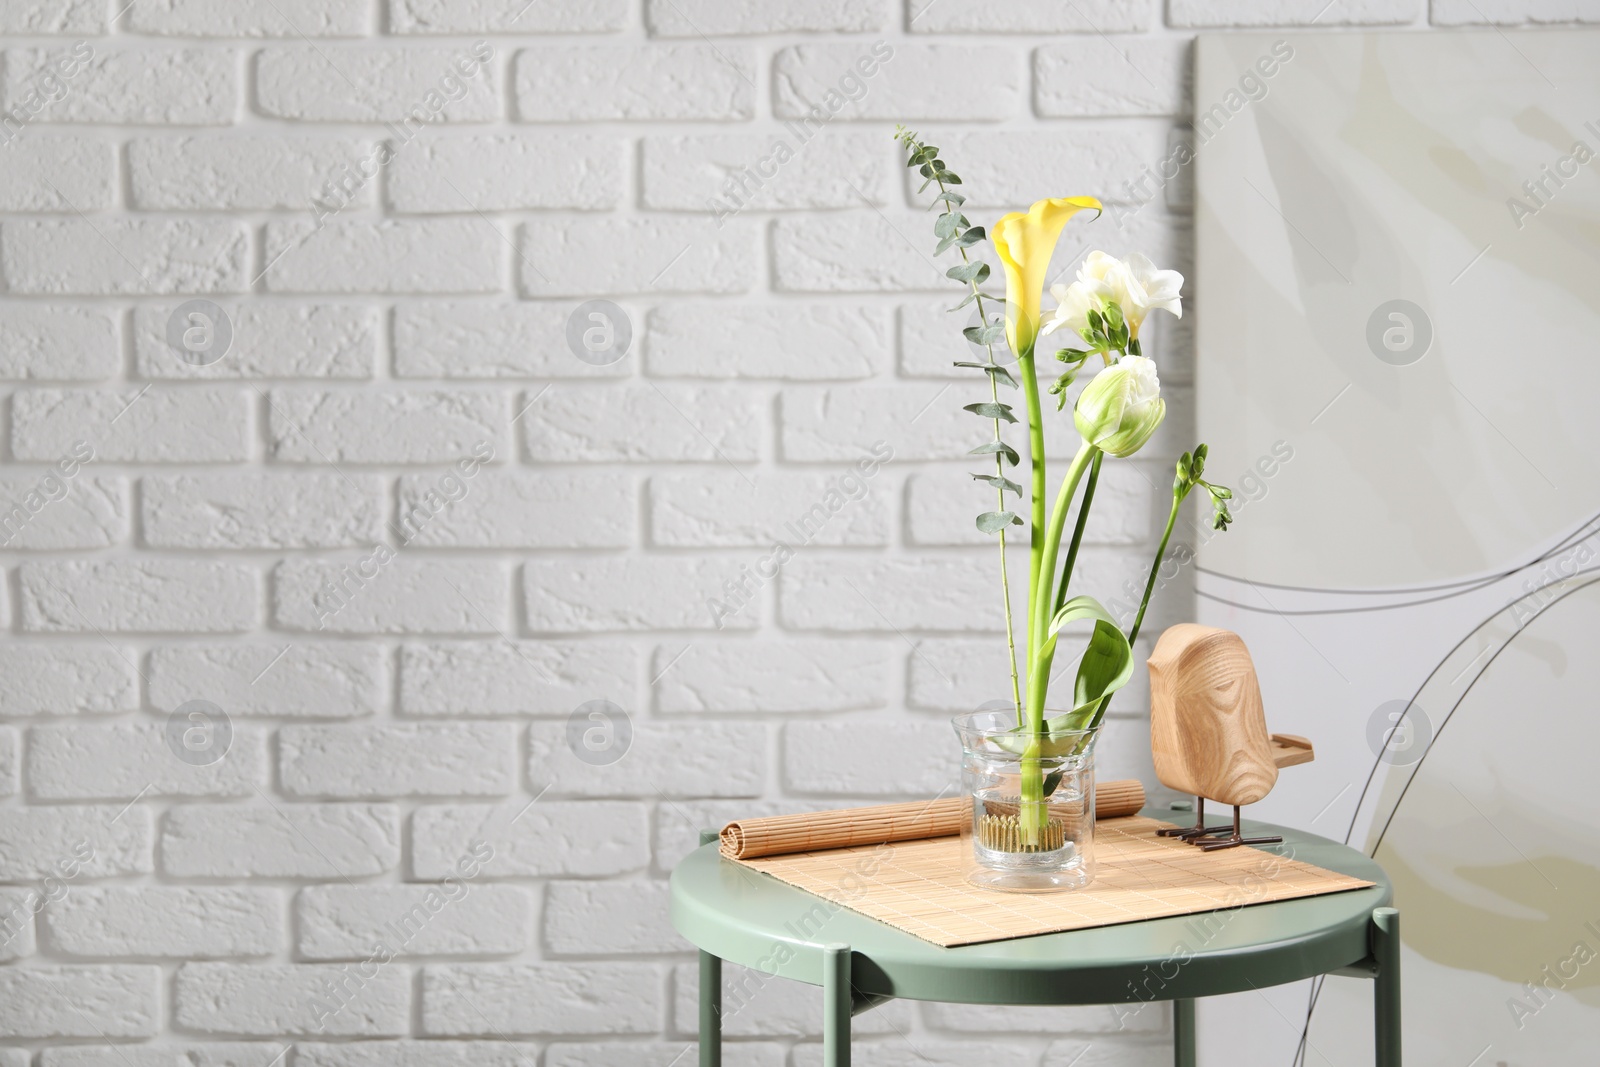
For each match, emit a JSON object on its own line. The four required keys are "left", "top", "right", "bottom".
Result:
{"left": 670, "top": 805, "right": 1392, "bottom": 1005}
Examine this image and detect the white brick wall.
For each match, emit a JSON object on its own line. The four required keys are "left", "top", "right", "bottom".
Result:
{"left": 0, "top": 2, "right": 1553, "bottom": 1063}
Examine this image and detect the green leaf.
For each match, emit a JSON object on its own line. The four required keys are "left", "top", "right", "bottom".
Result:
{"left": 940, "top": 172, "right": 963, "bottom": 185}
{"left": 946, "top": 261, "right": 988, "bottom": 284}
{"left": 969, "top": 441, "right": 1020, "bottom": 465}
{"left": 976, "top": 510, "right": 1022, "bottom": 533}
{"left": 934, "top": 212, "right": 963, "bottom": 239}
{"left": 1043, "top": 769, "right": 1065, "bottom": 797}
{"left": 955, "top": 226, "right": 986, "bottom": 247}
{"left": 919, "top": 163, "right": 936, "bottom": 179}
{"left": 933, "top": 191, "right": 966, "bottom": 208}
{"left": 963, "top": 401, "right": 1016, "bottom": 423}
{"left": 971, "top": 472, "right": 1023, "bottom": 496}
{"left": 952, "top": 361, "right": 1019, "bottom": 389}
{"left": 993, "top": 596, "right": 1134, "bottom": 756}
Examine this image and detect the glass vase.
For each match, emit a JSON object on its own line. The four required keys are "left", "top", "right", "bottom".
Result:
{"left": 951, "top": 710, "right": 1097, "bottom": 893}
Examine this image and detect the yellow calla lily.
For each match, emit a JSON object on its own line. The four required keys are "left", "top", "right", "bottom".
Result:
{"left": 992, "top": 196, "right": 1101, "bottom": 358}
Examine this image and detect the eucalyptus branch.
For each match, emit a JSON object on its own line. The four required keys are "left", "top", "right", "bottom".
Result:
{"left": 895, "top": 127, "right": 1023, "bottom": 718}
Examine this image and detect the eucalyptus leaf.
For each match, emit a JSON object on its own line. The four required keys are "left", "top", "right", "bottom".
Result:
{"left": 947, "top": 262, "right": 985, "bottom": 283}
{"left": 976, "top": 510, "right": 1022, "bottom": 533}
{"left": 969, "top": 441, "right": 1020, "bottom": 465}
{"left": 934, "top": 212, "right": 962, "bottom": 239}
{"left": 971, "top": 472, "right": 1023, "bottom": 496}
{"left": 956, "top": 227, "right": 986, "bottom": 247}
{"left": 963, "top": 401, "right": 1016, "bottom": 423}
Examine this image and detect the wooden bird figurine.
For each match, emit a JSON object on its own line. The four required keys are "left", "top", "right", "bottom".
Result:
{"left": 1147, "top": 624, "right": 1314, "bottom": 851}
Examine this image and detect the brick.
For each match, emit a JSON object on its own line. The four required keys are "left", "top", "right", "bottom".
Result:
{"left": 268, "top": 388, "right": 505, "bottom": 463}
{"left": 1433, "top": 0, "right": 1599, "bottom": 21}
{"left": 649, "top": 472, "right": 888, "bottom": 547}
{"left": 137, "top": 303, "right": 376, "bottom": 380}
{"left": 400, "top": 641, "right": 635, "bottom": 717}
{"left": 12, "top": 387, "right": 250, "bottom": 462}
{"left": 19, "top": 559, "right": 256, "bottom": 633}
{"left": 773, "top": 44, "right": 1020, "bottom": 122}
{"left": 0, "top": 136, "right": 113, "bottom": 210}
{"left": 908, "top": 128, "right": 1170, "bottom": 207}
{"left": 1035, "top": 39, "right": 1191, "bottom": 118}
{"left": 261, "top": 219, "right": 505, "bottom": 294}
{"left": 525, "top": 384, "right": 758, "bottom": 463}
{"left": 422, "top": 963, "right": 661, "bottom": 1036}
{"left": 0, "top": 645, "right": 136, "bottom": 716}
{"left": 42, "top": 1047, "right": 287, "bottom": 1067}
{"left": 520, "top": 218, "right": 755, "bottom": 297}
{"left": 248, "top": 559, "right": 471, "bottom": 641}
{"left": 772, "top": 213, "right": 947, "bottom": 292}
{"left": 515, "top": 45, "right": 754, "bottom": 121}
{"left": 779, "top": 555, "right": 1008, "bottom": 632}
{"left": 0, "top": 729, "right": 15, "bottom": 796}
{"left": 0, "top": 966, "right": 159, "bottom": 1038}
{"left": 1169, "top": 0, "right": 1416, "bottom": 24}
{"left": 411, "top": 802, "right": 648, "bottom": 878}
{"left": 297, "top": 1042, "right": 543, "bottom": 1067}
{"left": 298, "top": 884, "right": 531, "bottom": 959}
{"left": 525, "top": 557, "right": 758, "bottom": 633}
{"left": 897, "top": 299, "right": 1025, "bottom": 378}
{"left": 0, "top": 306, "right": 117, "bottom": 381}
{"left": 397, "top": 469, "right": 633, "bottom": 549}
{"left": 27, "top": 722, "right": 267, "bottom": 799}
{"left": 128, "top": 136, "right": 375, "bottom": 210}
{"left": 141, "top": 472, "right": 385, "bottom": 549}
{"left": 640, "top": 132, "right": 887, "bottom": 212}
{"left": 648, "top": 0, "right": 880, "bottom": 32}
{"left": 645, "top": 304, "right": 887, "bottom": 379}
{"left": 783, "top": 718, "right": 954, "bottom": 795}
{"left": 257, "top": 46, "right": 500, "bottom": 122}
{"left": 394, "top": 303, "right": 634, "bottom": 379}
{"left": 0, "top": 888, "right": 37, "bottom": 959}
{"left": 0, "top": 220, "right": 247, "bottom": 295}
{"left": 391, "top": 134, "right": 622, "bottom": 212}
{"left": 125, "top": 0, "right": 369, "bottom": 35}
{"left": 176, "top": 962, "right": 409, "bottom": 1037}
{"left": 149, "top": 643, "right": 385, "bottom": 719}
{"left": 909, "top": 0, "right": 1151, "bottom": 31}
{"left": 671, "top": 961, "right": 912, "bottom": 1037}
{"left": 44, "top": 887, "right": 281, "bottom": 958}
{"left": 274, "top": 558, "right": 509, "bottom": 635}
{"left": 161, "top": 804, "right": 400, "bottom": 878}
{"left": 0, "top": 0, "right": 102, "bottom": 32}
{"left": 389, "top": 0, "right": 627, "bottom": 32}
{"left": 2, "top": 46, "right": 236, "bottom": 124}
{"left": 529, "top": 721, "right": 764, "bottom": 798}
{"left": 778, "top": 385, "right": 973, "bottom": 460}
{"left": 282, "top": 723, "right": 516, "bottom": 798}
{"left": 0, "top": 475, "right": 126, "bottom": 550}
{"left": 907, "top": 463, "right": 1151, "bottom": 546}
{"left": 550, "top": 1046, "right": 785, "bottom": 1067}
{"left": 0, "top": 806, "right": 151, "bottom": 880}
{"left": 906, "top": 636, "right": 1153, "bottom": 713}
{"left": 654, "top": 640, "right": 888, "bottom": 713}
{"left": 544, "top": 880, "right": 676, "bottom": 955}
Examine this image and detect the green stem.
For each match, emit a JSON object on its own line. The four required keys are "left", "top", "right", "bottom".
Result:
{"left": 1086, "top": 481, "right": 1188, "bottom": 732}
{"left": 1016, "top": 345, "right": 1047, "bottom": 673}
{"left": 1055, "top": 450, "right": 1102, "bottom": 615}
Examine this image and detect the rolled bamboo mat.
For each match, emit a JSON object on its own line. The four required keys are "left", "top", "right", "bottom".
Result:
{"left": 719, "top": 778, "right": 1145, "bottom": 860}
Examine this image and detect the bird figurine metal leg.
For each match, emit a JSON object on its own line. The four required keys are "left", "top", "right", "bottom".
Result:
{"left": 1197, "top": 804, "right": 1284, "bottom": 852}
{"left": 1157, "top": 796, "right": 1235, "bottom": 841}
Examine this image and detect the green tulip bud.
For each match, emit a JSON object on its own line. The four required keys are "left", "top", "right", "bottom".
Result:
{"left": 1073, "top": 355, "right": 1166, "bottom": 458}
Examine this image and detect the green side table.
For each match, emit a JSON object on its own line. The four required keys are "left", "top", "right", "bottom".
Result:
{"left": 670, "top": 805, "right": 1398, "bottom": 1067}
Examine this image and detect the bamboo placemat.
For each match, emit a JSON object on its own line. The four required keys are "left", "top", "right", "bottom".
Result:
{"left": 733, "top": 815, "right": 1374, "bottom": 947}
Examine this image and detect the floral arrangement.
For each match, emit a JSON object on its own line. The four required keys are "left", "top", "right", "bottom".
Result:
{"left": 895, "top": 129, "right": 1234, "bottom": 846}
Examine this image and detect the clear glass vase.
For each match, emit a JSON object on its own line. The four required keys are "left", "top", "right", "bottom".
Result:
{"left": 951, "top": 710, "right": 1098, "bottom": 893}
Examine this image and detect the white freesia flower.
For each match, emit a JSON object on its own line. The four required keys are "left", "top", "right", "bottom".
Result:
{"left": 1074, "top": 354, "right": 1165, "bottom": 458}
{"left": 1042, "top": 252, "right": 1184, "bottom": 345}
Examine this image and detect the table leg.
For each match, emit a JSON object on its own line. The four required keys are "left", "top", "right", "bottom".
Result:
{"left": 1173, "top": 997, "right": 1196, "bottom": 1067}
{"left": 698, "top": 950, "right": 721, "bottom": 1067}
{"left": 1373, "top": 907, "right": 1402, "bottom": 1066}
{"left": 824, "top": 943, "right": 851, "bottom": 1067}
